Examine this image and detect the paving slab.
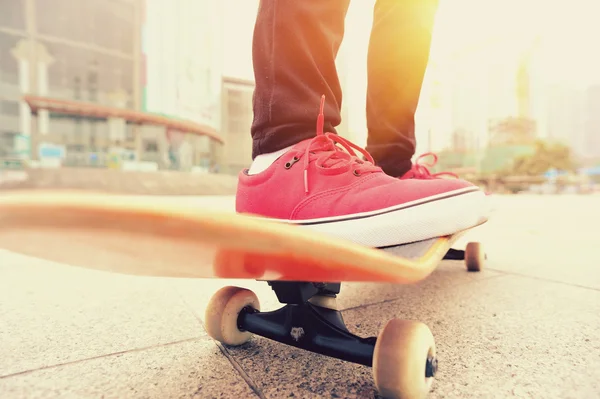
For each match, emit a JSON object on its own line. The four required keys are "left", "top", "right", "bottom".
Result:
{"left": 469, "top": 194, "right": 600, "bottom": 289}
{"left": 0, "top": 338, "right": 257, "bottom": 398}
{"left": 0, "top": 250, "right": 203, "bottom": 377}
{"left": 337, "top": 260, "right": 500, "bottom": 310}
{"left": 218, "top": 274, "right": 600, "bottom": 399}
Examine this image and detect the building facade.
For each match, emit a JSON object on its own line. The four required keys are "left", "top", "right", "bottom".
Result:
{"left": 0, "top": 0, "right": 143, "bottom": 167}
{"left": 0, "top": 0, "right": 251, "bottom": 173}
{"left": 583, "top": 85, "right": 600, "bottom": 160}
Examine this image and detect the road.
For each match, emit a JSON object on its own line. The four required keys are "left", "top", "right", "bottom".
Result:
{"left": 1, "top": 194, "right": 599, "bottom": 398}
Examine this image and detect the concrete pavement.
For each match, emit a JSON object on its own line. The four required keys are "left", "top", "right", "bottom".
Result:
{"left": 1, "top": 194, "right": 599, "bottom": 398}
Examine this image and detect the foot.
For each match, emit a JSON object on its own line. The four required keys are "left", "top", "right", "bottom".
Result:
{"left": 399, "top": 153, "right": 459, "bottom": 180}
{"left": 399, "top": 153, "right": 492, "bottom": 196}
{"left": 236, "top": 96, "right": 489, "bottom": 247}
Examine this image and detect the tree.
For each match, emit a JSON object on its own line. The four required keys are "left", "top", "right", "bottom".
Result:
{"left": 507, "top": 140, "right": 576, "bottom": 176}
{"left": 488, "top": 117, "right": 537, "bottom": 146}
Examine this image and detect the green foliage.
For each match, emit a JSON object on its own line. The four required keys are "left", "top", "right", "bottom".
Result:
{"left": 504, "top": 140, "right": 576, "bottom": 176}
{"left": 480, "top": 145, "right": 535, "bottom": 175}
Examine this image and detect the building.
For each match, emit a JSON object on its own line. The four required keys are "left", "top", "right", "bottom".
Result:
{"left": 0, "top": 0, "right": 230, "bottom": 171}
{"left": 1, "top": 0, "right": 141, "bottom": 166}
{"left": 435, "top": 39, "right": 518, "bottom": 154}
{"left": 582, "top": 85, "right": 600, "bottom": 159}
{"left": 418, "top": 31, "right": 549, "bottom": 174}
{"left": 544, "top": 85, "right": 585, "bottom": 150}
{"left": 423, "top": 9, "right": 549, "bottom": 148}
{"left": 216, "top": 76, "right": 254, "bottom": 175}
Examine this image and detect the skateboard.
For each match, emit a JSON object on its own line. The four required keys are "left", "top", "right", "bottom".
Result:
{"left": 0, "top": 190, "right": 486, "bottom": 399}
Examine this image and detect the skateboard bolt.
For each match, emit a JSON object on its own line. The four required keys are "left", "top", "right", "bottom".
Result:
{"left": 425, "top": 357, "right": 438, "bottom": 378}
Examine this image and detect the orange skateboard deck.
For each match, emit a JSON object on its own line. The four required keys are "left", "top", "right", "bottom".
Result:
{"left": 0, "top": 190, "right": 484, "bottom": 283}
{"left": 0, "top": 190, "right": 487, "bottom": 399}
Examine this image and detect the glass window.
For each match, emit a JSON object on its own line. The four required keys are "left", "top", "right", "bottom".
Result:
{"left": 0, "top": 33, "right": 21, "bottom": 157}
{"left": 144, "top": 140, "right": 158, "bottom": 153}
{"left": 0, "top": 0, "right": 26, "bottom": 30}
{"left": 34, "top": 0, "right": 135, "bottom": 54}
{"left": 0, "top": 33, "right": 20, "bottom": 101}
{"left": 42, "top": 41, "right": 134, "bottom": 106}
{"left": 226, "top": 89, "right": 252, "bottom": 134}
{"left": 0, "top": 132, "right": 15, "bottom": 157}
{"left": 0, "top": 100, "right": 19, "bottom": 116}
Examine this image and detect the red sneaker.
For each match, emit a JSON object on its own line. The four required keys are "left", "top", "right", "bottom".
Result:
{"left": 236, "top": 96, "right": 489, "bottom": 247}
{"left": 399, "top": 152, "right": 458, "bottom": 180}
{"left": 400, "top": 153, "right": 492, "bottom": 195}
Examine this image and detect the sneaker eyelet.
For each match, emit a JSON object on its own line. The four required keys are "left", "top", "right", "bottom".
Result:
{"left": 284, "top": 156, "right": 300, "bottom": 169}
{"left": 353, "top": 170, "right": 361, "bottom": 176}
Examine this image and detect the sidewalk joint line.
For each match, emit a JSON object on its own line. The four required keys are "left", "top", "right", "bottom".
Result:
{"left": 0, "top": 337, "right": 201, "bottom": 380}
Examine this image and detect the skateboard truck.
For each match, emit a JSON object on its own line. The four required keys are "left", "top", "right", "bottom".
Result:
{"left": 267, "top": 281, "right": 341, "bottom": 304}
{"left": 205, "top": 282, "right": 439, "bottom": 398}
{"left": 237, "top": 281, "right": 376, "bottom": 367}
{"left": 444, "top": 243, "right": 487, "bottom": 271}
{"left": 443, "top": 248, "right": 466, "bottom": 260}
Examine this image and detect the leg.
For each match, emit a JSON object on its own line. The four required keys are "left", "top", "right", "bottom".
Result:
{"left": 237, "top": 0, "right": 488, "bottom": 248}
{"left": 365, "top": 0, "right": 439, "bottom": 177}
{"left": 250, "top": 0, "right": 351, "bottom": 159}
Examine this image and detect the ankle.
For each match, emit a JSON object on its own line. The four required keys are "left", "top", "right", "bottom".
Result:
{"left": 248, "top": 145, "right": 294, "bottom": 175}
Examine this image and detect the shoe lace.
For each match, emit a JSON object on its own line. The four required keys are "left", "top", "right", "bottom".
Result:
{"left": 402, "top": 152, "right": 458, "bottom": 179}
{"left": 298, "top": 95, "right": 380, "bottom": 193}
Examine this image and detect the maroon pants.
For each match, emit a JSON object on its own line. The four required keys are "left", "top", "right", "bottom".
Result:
{"left": 250, "top": 0, "right": 439, "bottom": 177}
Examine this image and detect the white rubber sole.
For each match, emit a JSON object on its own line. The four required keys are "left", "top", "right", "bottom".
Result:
{"left": 288, "top": 189, "right": 490, "bottom": 247}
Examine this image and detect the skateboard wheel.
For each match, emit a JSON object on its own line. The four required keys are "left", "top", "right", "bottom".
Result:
{"left": 204, "top": 286, "right": 260, "bottom": 346}
{"left": 373, "top": 319, "right": 436, "bottom": 399}
{"left": 465, "top": 242, "right": 484, "bottom": 272}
